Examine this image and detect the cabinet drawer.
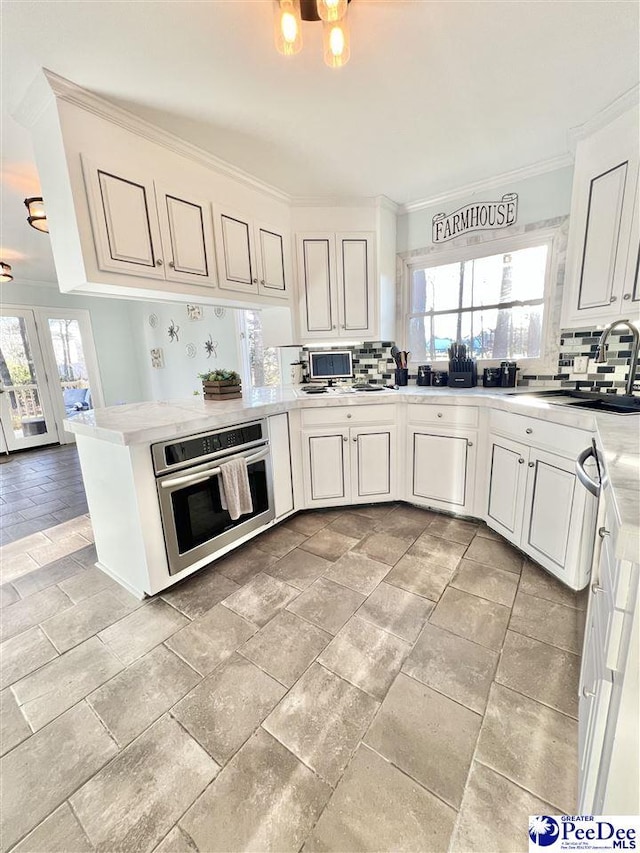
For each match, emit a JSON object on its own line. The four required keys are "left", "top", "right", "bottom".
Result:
{"left": 300, "top": 404, "right": 396, "bottom": 428}
{"left": 490, "top": 409, "right": 591, "bottom": 455}
{"left": 408, "top": 404, "right": 478, "bottom": 429}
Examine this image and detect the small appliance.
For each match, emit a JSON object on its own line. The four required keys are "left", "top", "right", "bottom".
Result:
{"left": 308, "top": 350, "right": 353, "bottom": 381}
{"left": 500, "top": 361, "right": 519, "bottom": 387}
{"left": 432, "top": 370, "right": 449, "bottom": 387}
{"left": 483, "top": 367, "right": 502, "bottom": 387}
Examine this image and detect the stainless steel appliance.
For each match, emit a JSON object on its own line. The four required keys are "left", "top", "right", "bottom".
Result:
{"left": 152, "top": 421, "right": 274, "bottom": 575}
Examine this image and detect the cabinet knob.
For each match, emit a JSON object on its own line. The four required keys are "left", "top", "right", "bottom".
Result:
{"left": 591, "top": 582, "right": 605, "bottom": 595}
{"left": 332, "top": 325, "right": 336, "bottom": 330}
{"left": 582, "top": 685, "right": 596, "bottom": 699}
{"left": 155, "top": 259, "right": 163, "bottom": 266}
{"left": 467, "top": 440, "right": 473, "bottom": 447}
{"left": 528, "top": 461, "right": 534, "bottom": 468}
{"left": 260, "top": 279, "right": 265, "bottom": 285}
{"left": 598, "top": 527, "right": 610, "bottom": 539}
{"left": 343, "top": 436, "right": 348, "bottom": 442}
{"left": 346, "top": 413, "right": 352, "bottom": 419}
{"left": 252, "top": 278, "right": 258, "bottom": 284}
{"left": 352, "top": 436, "right": 357, "bottom": 442}
{"left": 623, "top": 293, "right": 631, "bottom": 301}
{"left": 437, "top": 412, "right": 443, "bottom": 418}
{"left": 610, "top": 295, "right": 617, "bottom": 303}
{"left": 518, "top": 458, "right": 525, "bottom": 464}
{"left": 168, "top": 260, "right": 175, "bottom": 268}
{"left": 525, "top": 427, "right": 533, "bottom": 434}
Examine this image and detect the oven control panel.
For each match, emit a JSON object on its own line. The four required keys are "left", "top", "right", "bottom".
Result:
{"left": 152, "top": 421, "right": 265, "bottom": 475}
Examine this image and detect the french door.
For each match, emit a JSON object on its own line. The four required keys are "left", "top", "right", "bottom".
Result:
{"left": 0, "top": 307, "right": 104, "bottom": 453}
{"left": 0, "top": 310, "right": 59, "bottom": 451}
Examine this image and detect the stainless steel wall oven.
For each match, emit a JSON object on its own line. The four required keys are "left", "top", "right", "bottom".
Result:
{"left": 152, "top": 420, "right": 274, "bottom": 575}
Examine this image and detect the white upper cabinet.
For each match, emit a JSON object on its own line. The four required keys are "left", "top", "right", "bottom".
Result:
{"left": 562, "top": 105, "right": 640, "bottom": 328}
{"left": 297, "top": 232, "right": 375, "bottom": 341}
{"left": 155, "top": 185, "right": 216, "bottom": 285}
{"left": 83, "top": 159, "right": 165, "bottom": 279}
{"left": 82, "top": 158, "right": 217, "bottom": 287}
{"left": 214, "top": 207, "right": 289, "bottom": 299}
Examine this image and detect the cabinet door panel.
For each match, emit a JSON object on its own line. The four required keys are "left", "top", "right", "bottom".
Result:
{"left": 486, "top": 436, "right": 528, "bottom": 544}
{"left": 269, "top": 413, "right": 294, "bottom": 518}
{"left": 578, "top": 162, "right": 628, "bottom": 310}
{"left": 523, "top": 447, "right": 594, "bottom": 589}
{"left": 337, "top": 234, "right": 372, "bottom": 333}
{"left": 82, "top": 158, "right": 164, "bottom": 279}
{"left": 157, "top": 188, "right": 216, "bottom": 285}
{"left": 304, "top": 431, "right": 349, "bottom": 505}
{"left": 215, "top": 210, "right": 256, "bottom": 292}
{"left": 256, "top": 224, "right": 286, "bottom": 296}
{"left": 298, "top": 236, "right": 336, "bottom": 336}
{"left": 412, "top": 432, "right": 469, "bottom": 507}
{"left": 354, "top": 427, "right": 394, "bottom": 500}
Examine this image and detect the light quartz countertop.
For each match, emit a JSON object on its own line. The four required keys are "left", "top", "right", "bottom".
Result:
{"left": 65, "top": 385, "right": 639, "bottom": 563}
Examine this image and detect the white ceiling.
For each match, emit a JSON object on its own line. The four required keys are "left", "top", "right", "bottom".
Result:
{"left": 1, "top": 0, "right": 638, "bottom": 284}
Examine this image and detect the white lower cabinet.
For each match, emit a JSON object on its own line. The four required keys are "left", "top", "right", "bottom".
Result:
{"left": 268, "top": 413, "right": 294, "bottom": 519}
{"left": 302, "top": 425, "right": 396, "bottom": 507}
{"left": 486, "top": 434, "right": 595, "bottom": 588}
{"left": 408, "top": 428, "right": 476, "bottom": 513}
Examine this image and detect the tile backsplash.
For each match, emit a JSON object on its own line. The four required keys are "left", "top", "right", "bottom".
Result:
{"left": 300, "top": 329, "right": 639, "bottom": 393}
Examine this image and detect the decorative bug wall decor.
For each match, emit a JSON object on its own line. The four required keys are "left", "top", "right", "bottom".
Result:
{"left": 168, "top": 320, "right": 180, "bottom": 343}
{"left": 204, "top": 335, "right": 219, "bottom": 358}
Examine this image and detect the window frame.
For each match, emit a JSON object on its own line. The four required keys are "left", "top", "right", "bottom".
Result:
{"left": 401, "top": 227, "right": 562, "bottom": 373}
{"left": 236, "top": 309, "right": 284, "bottom": 391}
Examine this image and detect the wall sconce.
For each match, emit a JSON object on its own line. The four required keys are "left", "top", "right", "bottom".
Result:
{"left": 0, "top": 262, "right": 13, "bottom": 283}
{"left": 24, "top": 197, "right": 49, "bottom": 233}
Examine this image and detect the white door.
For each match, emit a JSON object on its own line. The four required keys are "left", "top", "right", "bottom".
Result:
{"left": 302, "top": 429, "right": 350, "bottom": 506}
{"left": 81, "top": 157, "right": 165, "bottom": 279}
{"left": 0, "top": 309, "right": 59, "bottom": 451}
{"left": 336, "top": 233, "right": 374, "bottom": 336}
{"left": 156, "top": 186, "right": 217, "bottom": 286}
{"left": 352, "top": 426, "right": 395, "bottom": 502}
{"left": 523, "top": 447, "right": 588, "bottom": 585}
{"left": 486, "top": 434, "right": 529, "bottom": 545}
{"left": 213, "top": 208, "right": 258, "bottom": 293}
{"left": 410, "top": 430, "right": 474, "bottom": 511}
{"left": 255, "top": 222, "right": 287, "bottom": 298}
{"left": 297, "top": 234, "right": 337, "bottom": 338}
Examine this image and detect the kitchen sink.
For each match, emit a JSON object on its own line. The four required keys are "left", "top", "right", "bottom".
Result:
{"left": 508, "top": 389, "right": 640, "bottom": 415}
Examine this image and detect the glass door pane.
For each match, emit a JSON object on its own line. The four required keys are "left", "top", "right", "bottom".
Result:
{"left": 47, "top": 318, "right": 95, "bottom": 420}
{"left": 0, "top": 311, "right": 58, "bottom": 451}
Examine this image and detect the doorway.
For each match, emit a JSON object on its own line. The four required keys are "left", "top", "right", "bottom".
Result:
{"left": 0, "top": 306, "right": 104, "bottom": 453}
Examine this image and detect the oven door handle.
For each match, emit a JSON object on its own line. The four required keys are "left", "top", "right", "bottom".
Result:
{"left": 159, "top": 447, "right": 270, "bottom": 489}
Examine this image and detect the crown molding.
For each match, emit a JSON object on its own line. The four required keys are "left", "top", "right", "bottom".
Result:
{"left": 569, "top": 84, "right": 639, "bottom": 142}
{"left": 41, "top": 70, "right": 292, "bottom": 205}
{"left": 290, "top": 194, "right": 400, "bottom": 212}
{"left": 399, "top": 152, "right": 574, "bottom": 215}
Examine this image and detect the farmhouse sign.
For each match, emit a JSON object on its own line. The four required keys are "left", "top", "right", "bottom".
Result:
{"left": 432, "top": 193, "right": 518, "bottom": 243}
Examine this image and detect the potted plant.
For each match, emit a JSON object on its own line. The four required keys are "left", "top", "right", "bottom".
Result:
{"left": 198, "top": 369, "right": 242, "bottom": 400}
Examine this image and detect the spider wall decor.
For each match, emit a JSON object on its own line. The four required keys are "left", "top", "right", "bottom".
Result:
{"left": 204, "top": 335, "right": 219, "bottom": 358}
{"left": 168, "top": 320, "right": 180, "bottom": 343}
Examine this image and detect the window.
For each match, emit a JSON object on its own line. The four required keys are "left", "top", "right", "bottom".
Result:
{"left": 239, "top": 310, "right": 281, "bottom": 389}
{"left": 407, "top": 242, "right": 549, "bottom": 363}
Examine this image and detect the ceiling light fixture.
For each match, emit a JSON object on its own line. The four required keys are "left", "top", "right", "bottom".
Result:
{"left": 274, "top": 0, "right": 351, "bottom": 67}
{"left": 24, "top": 197, "right": 49, "bottom": 233}
{"left": 0, "top": 262, "right": 13, "bottom": 283}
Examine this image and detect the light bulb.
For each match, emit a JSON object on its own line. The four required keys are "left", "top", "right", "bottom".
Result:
{"left": 316, "top": 0, "right": 347, "bottom": 22}
{"left": 323, "top": 15, "right": 350, "bottom": 67}
{"left": 274, "top": 0, "right": 303, "bottom": 56}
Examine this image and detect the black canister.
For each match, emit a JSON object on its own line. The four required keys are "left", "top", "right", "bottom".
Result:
{"left": 500, "top": 361, "right": 519, "bottom": 387}
{"left": 432, "top": 370, "right": 448, "bottom": 387}
{"left": 417, "top": 365, "right": 432, "bottom": 386}
{"left": 483, "top": 367, "right": 502, "bottom": 387}
{"left": 395, "top": 368, "right": 409, "bottom": 387}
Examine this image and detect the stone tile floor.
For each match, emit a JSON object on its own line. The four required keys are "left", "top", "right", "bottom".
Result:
{"left": 0, "top": 445, "right": 587, "bottom": 852}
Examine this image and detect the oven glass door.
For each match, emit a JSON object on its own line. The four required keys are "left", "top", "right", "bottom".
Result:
{"left": 159, "top": 452, "right": 274, "bottom": 575}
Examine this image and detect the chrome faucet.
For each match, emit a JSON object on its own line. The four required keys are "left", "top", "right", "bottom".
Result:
{"left": 594, "top": 319, "right": 640, "bottom": 396}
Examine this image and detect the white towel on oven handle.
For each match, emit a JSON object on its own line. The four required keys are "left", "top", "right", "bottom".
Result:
{"left": 218, "top": 457, "right": 253, "bottom": 521}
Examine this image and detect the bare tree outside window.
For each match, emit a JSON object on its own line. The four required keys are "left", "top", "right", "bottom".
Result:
{"left": 243, "top": 310, "right": 280, "bottom": 388}
{"left": 408, "top": 244, "right": 548, "bottom": 363}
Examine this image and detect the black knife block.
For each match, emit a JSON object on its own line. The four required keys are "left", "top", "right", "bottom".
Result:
{"left": 447, "top": 359, "right": 477, "bottom": 388}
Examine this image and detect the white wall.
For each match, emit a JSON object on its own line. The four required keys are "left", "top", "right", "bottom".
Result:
{"left": 396, "top": 166, "right": 574, "bottom": 253}
{"left": 130, "top": 301, "right": 243, "bottom": 401}
{"left": 0, "top": 280, "right": 145, "bottom": 406}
